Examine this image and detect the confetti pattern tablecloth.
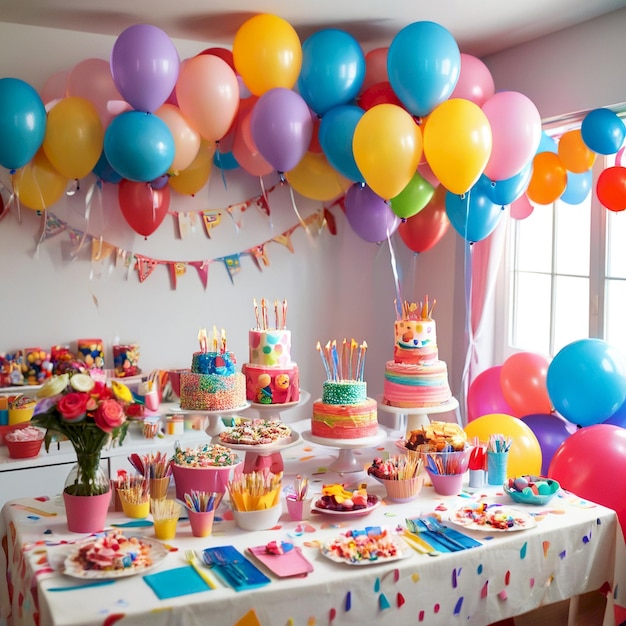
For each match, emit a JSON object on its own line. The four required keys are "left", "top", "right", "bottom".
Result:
{"left": 1, "top": 419, "right": 625, "bottom": 626}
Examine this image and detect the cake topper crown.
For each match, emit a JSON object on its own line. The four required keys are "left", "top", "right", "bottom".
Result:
{"left": 316, "top": 338, "right": 367, "bottom": 382}
{"left": 396, "top": 296, "right": 437, "bottom": 321}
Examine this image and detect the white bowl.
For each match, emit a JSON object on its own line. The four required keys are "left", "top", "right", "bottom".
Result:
{"left": 231, "top": 504, "right": 282, "bottom": 531}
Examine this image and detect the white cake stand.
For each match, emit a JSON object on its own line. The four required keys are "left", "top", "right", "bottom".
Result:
{"left": 168, "top": 404, "right": 251, "bottom": 437}
{"left": 301, "top": 429, "right": 388, "bottom": 473}
{"left": 248, "top": 390, "right": 311, "bottom": 423}
{"left": 376, "top": 395, "right": 459, "bottom": 439}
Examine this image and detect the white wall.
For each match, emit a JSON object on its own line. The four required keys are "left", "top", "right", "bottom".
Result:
{"left": 0, "top": 22, "right": 460, "bottom": 422}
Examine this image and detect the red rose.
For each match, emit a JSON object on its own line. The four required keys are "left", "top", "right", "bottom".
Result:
{"left": 94, "top": 399, "right": 126, "bottom": 433}
{"left": 57, "top": 393, "right": 89, "bottom": 422}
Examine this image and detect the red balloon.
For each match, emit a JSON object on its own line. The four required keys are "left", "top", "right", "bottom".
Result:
{"left": 358, "top": 81, "right": 404, "bottom": 111}
{"left": 597, "top": 166, "right": 626, "bottom": 212}
{"left": 549, "top": 424, "right": 626, "bottom": 541}
{"left": 398, "top": 185, "right": 450, "bottom": 253}
{"left": 118, "top": 179, "right": 170, "bottom": 237}
{"left": 467, "top": 366, "right": 515, "bottom": 422}
{"left": 198, "top": 47, "right": 236, "bottom": 72}
{"left": 500, "top": 352, "right": 552, "bottom": 417}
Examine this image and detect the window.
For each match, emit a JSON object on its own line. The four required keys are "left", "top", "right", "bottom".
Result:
{"left": 498, "top": 137, "right": 626, "bottom": 362}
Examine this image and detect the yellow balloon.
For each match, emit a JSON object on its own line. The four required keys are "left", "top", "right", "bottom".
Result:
{"left": 168, "top": 141, "right": 214, "bottom": 196}
{"left": 286, "top": 152, "right": 351, "bottom": 201}
{"left": 43, "top": 96, "right": 104, "bottom": 179}
{"left": 464, "top": 413, "right": 542, "bottom": 477}
{"left": 352, "top": 104, "right": 422, "bottom": 200}
{"left": 233, "top": 14, "right": 302, "bottom": 96}
{"left": 12, "top": 149, "right": 67, "bottom": 211}
{"left": 423, "top": 98, "right": 492, "bottom": 195}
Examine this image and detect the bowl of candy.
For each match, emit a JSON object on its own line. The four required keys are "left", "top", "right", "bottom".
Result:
{"left": 503, "top": 475, "right": 560, "bottom": 505}
{"left": 5, "top": 425, "right": 45, "bottom": 459}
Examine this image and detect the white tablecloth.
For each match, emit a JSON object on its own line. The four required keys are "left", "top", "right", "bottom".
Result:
{"left": 2, "top": 420, "right": 625, "bottom": 626}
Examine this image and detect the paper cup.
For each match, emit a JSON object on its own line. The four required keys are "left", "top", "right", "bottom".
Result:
{"left": 119, "top": 496, "right": 150, "bottom": 519}
{"left": 8, "top": 406, "right": 35, "bottom": 425}
{"left": 286, "top": 496, "right": 312, "bottom": 521}
{"left": 154, "top": 517, "right": 178, "bottom": 540}
{"left": 379, "top": 476, "right": 423, "bottom": 502}
{"left": 427, "top": 470, "right": 464, "bottom": 496}
{"left": 149, "top": 476, "right": 171, "bottom": 501}
{"left": 188, "top": 509, "right": 215, "bottom": 537}
{"left": 487, "top": 451, "right": 508, "bottom": 486}
{"left": 232, "top": 504, "right": 282, "bottom": 531}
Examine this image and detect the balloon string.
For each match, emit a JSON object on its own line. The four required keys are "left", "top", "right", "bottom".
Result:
{"left": 215, "top": 149, "right": 228, "bottom": 190}
{"left": 460, "top": 190, "right": 474, "bottom": 426}
{"left": 259, "top": 176, "right": 272, "bottom": 230}
{"left": 288, "top": 184, "right": 310, "bottom": 235}
{"left": 387, "top": 232, "right": 403, "bottom": 320}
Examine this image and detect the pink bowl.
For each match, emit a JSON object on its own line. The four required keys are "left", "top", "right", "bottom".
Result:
{"left": 171, "top": 462, "right": 239, "bottom": 500}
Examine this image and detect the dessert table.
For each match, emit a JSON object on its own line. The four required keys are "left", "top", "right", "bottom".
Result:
{"left": 1, "top": 418, "right": 625, "bottom": 626}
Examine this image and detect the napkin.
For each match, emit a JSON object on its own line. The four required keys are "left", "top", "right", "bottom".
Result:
{"left": 143, "top": 565, "right": 211, "bottom": 599}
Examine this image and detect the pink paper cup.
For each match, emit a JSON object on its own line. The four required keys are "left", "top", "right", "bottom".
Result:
{"left": 286, "top": 496, "right": 312, "bottom": 521}
{"left": 188, "top": 509, "right": 215, "bottom": 537}
{"left": 427, "top": 470, "right": 464, "bottom": 496}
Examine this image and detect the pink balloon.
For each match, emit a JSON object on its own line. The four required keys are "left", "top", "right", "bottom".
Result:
{"left": 232, "top": 121, "right": 273, "bottom": 177}
{"left": 155, "top": 103, "right": 201, "bottom": 173}
{"left": 501, "top": 352, "right": 552, "bottom": 417}
{"left": 362, "top": 47, "right": 388, "bottom": 92}
{"left": 549, "top": 424, "right": 626, "bottom": 540}
{"left": 40, "top": 70, "right": 68, "bottom": 107}
{"left": 482, "top": 91, "right": 542, "bottom": 181}
{"left": 450, "top": 54, "right": 495, "bottom": 107}
{"left": 176, "top": 55, "right": 240, "bottom": 142}
{"left": 510, "top": 194, "right": 534, "bottom": 220}
{"left": 67, "top": 58, "right": 123, "bottom": 127}
{"left": 467, "top": 366, "right": 515, "bottom": 422}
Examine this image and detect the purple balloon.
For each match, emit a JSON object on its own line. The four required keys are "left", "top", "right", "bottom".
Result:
{"left": 521, "top": 413, "right": 575, "bottom": 476}
{"left": 344, "top": 183, "right": 400, "bottom": 243}
{"left": 111, "top": 24, "right": 180, "bottom": 113}
{"left": 250, "top": 88, "right": 313, "bottom": 173}
{"left": 150, "top": 174, "right": 170, "bottom": 190}
{"left": 467, "top": 366, "right": 515, "bottom": 421}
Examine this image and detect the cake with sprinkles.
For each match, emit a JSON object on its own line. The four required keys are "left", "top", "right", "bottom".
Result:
{"left": 179, "top": 327, "right": 246, "bottom": 411}
{"left": 172, "top": 442, "right": 240, "bottom": 467}
{"left": 241, "top": 298, "right": 300, "bottom": 405}
{"left": 219, "top": 418, "right": 292, "bottom": 445}
{"left": 311, "top": 339, "right": 378, "bottom": 440}
{"left": 382, "top": 297, "right": 452, "bottom": 408}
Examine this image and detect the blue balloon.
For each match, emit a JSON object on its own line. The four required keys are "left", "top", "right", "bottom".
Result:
{"left": 104, "top": 111, "right": 174, "bottom": 182}
{"left": 0, "top": 78, "right": 46, "bottom": 171}
{"left": 93, "top": 151, "right": 122, "bottom": 184}
{"left": 213, "top": 150, "right": 239, "bottom": 170}
{"left": 547, "top": 338, "right": 626, "bottom": 427}
{"left": 318, "top": 104, "right": 364, "bottom": 182}
{"left": 387, "top": 21, "right": 460, "bottom": 117}
{"left": 581, "top": 108, "right": 626, "bottom": 155}
{"left": 297, "top": 29, "right": 366, "bottom": 116}
{"left": 560, "top": 170, "right": 592, "bottom": 205}
{"left": 536, "top": 131, "right": 558, "bottom": 155}
{"left": 604, "top": 397, "right": 626, "bottom": 428}
{"left": 445, "top": 180, "right": 503, "bottom": 243}
{"left": 485, "top": 163, "right": 533, "bottom": 206}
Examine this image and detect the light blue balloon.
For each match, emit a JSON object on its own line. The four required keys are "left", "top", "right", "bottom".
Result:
{"left": 536, "top": 131, "right": 558, "bottom": 154}
{"left": 104, "top": 111, "right": 174, "bottom": 182}
{"left": 387, "top": 21, "right": 460, "bottom": 117}
{"left": 213, "top": 150, "right": 239, "bottom": 170}
{"left": 318, "top": 104, "right": 364, "bottom": 182}
{"left": 485, "top": 163, "right": 533, "bottom": 207}
{"left": 547, "top": 338, "right": 626, "bottom": 427}
{"left": 0, "top": 77, "right": 46, "bottom": 171}
{"left": 581, "top": 108, "right": 626, "bottom": 155}
{"left": 93, "top": 151, "right": 123, "bottom": 184}
{"left": 297, "top": 29, "right": 366, "bottom": 116}
{"left": 561, "top": 170, "right": 592, "bottom": 205}
{"left": 445, "top": 179, "right": 503, "bottom": 243}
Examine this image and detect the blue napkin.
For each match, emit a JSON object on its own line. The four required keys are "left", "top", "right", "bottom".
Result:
{"left": 143, "top": 565, "right": 211, "bottom": 599}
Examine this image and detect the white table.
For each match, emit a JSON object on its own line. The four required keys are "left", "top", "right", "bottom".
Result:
{"left": 1, "top": 419, "right": 624, "bottom": 626}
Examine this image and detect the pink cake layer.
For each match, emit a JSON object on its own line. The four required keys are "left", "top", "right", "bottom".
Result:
{"left": 383, "top": 361, "right": 451, "bottom": 408}
{"left": 312, "top": 398, "right": 378, "bottom": 439}
{"left": 242, "top": 363, "right": 300, "bottom": 405}
{"left": 179, "top": 372, "right": 246, "bottom": 411}
{"left": 393, "top": 344, "right": 438, "bottom": 365}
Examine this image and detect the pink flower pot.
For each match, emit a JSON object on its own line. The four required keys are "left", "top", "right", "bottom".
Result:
{"left": 63, "top": 490, "right": 111, "bottom": 533}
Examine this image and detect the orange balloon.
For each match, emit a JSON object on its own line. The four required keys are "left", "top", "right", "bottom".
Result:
{"left": 12, "top": 149, "right": 67, "bottom": 211}
{"left": 233, "top": 14, "right": 302, "bottom": 96}
{"left": 558, "top": 129, "right": 597, "bottom": 173}
{"left": 286, "top": 152, "right": 351, "bottom": 201}
{"left": 526, "top": 152, "right": 567, "bottom": 205}
{"left": 168, "top": 141, "right": 214, "bottom": 196}
{"left": 500, "top": 352, "right": 552, "bottom": 417}
{"left": 155, "top": 104, "right": 201, "bottom": 174}
{"left": 352, "top": 103, "right": 422, "bottom": 200}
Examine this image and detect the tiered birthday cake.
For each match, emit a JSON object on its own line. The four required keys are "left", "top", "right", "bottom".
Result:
{"left": 383, "top": 297, "right": 452, "bottom": 408}
{"left": 179, "top": 327, "right": 246, "bottom": 411}
{"left": 312, "top": 339, "right": 378, "bottom": 439}
{"left": 242, "top": 298, "right": 300, "bottom": 405}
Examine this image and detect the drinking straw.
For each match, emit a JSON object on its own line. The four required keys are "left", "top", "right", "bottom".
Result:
{"left": 114, "top": 474, "right": 149, "bottom": 503}
{"left": 150, "top": 498, "right": 181, "bottom": 521}
{"left": 183, "top": 490, "right": 223, "bottom": 513}
{"left": 487, "top": 434, "right": 512, "bottom": 453}
{"left": 292, "top": 475, "right": 309, "bottom": 500}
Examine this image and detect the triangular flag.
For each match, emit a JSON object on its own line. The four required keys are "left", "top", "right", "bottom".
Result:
{"left": 177, "top": 211, "right": 198, "bottom": 239}
{"left": 167, "top": 261, "right": 187, "bottom": 289}
{"left": 226, "top": 202, "right": 246, "bottom": 229}
{"left": 200, "top": 210, "right": 221, "bottom": 238}
{"left": 233, "top": 608, "right": 262, "bottom": 626}
{"left": 324, "top": 207, "right": 338, "bottom": 235}
{"left": 189, "top": 260, "right": 210, "bottom": 289}
{"left": 134, "top": 254, "right": 160, "bottom": 283}
{"left": 42, "top": 212, "right": 67, "bottom": 241}
{"left": 272, "top": 232, "right": 294, "bottom": 253}
{"left": 255, "top": 193, "right": 271, "bottom": 217}
{"left": 91, "top": 239, "right": 115, "bottom": 263}
{"left": 222, "top": 254, "right": 241, "bottom": 283}
{"left": 248, "top": 244, "right": 270, "bottom": 269}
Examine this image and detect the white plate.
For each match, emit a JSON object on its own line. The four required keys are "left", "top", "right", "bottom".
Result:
{"left": 216, "top": 430, "right": 302, "bottom": 453}
{"left": 63, "top": 536, "right": 168, "bottom": 580}
{"left": 320, "top": 532, "right": 411, "bottom": 565}
{"left": 450, "top": 504, "right": 536, "bottom": 532}
{"left": 312, "top": 494, "right": 382, "bottom": 517}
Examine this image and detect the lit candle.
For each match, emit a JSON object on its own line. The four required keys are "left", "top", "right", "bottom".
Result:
{"left": 359, "top": 341, "right": 368, "bottom": 381}
{"left": 341, "top": 338, "right": 348, "bottom": 381}
{"left": 316, "top": 341, "right": 331, "bottom": 380}
{"left": 274, "top": 299, "right": 279, "bottom": 330}
{"left": 331, "top": 340, "right": 339, "bottom": 382}
{"left": 221, "top": 328, "right": 226, "bottom": 353}
{"left": 197, "top": 328, "right": 207, "bottom": 353}
{"left": 212, "top": 325, "right": 218, "bottom": 352}
{"left": 282, "top": 299, "right": 287, "bottom": 330}
{"left": 349, "top": 338, "right": 358, "bottom": 380}
{"left": 253, "top": 298, "right": 260, "bottom": 329}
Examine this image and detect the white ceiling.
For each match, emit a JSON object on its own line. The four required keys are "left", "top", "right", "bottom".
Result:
{"left": 2, "top": 0, "right": 626, "bottom": 57}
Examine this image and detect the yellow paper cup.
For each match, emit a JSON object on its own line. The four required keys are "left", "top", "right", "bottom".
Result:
{"left": 119, "top": 496, "right": 150, "bottom": 519}
{"left": 8, "top": 406, "right": 35, "bottom": 425}
{"left": 154, "top": 517, "right": 178, "bottom": 540}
